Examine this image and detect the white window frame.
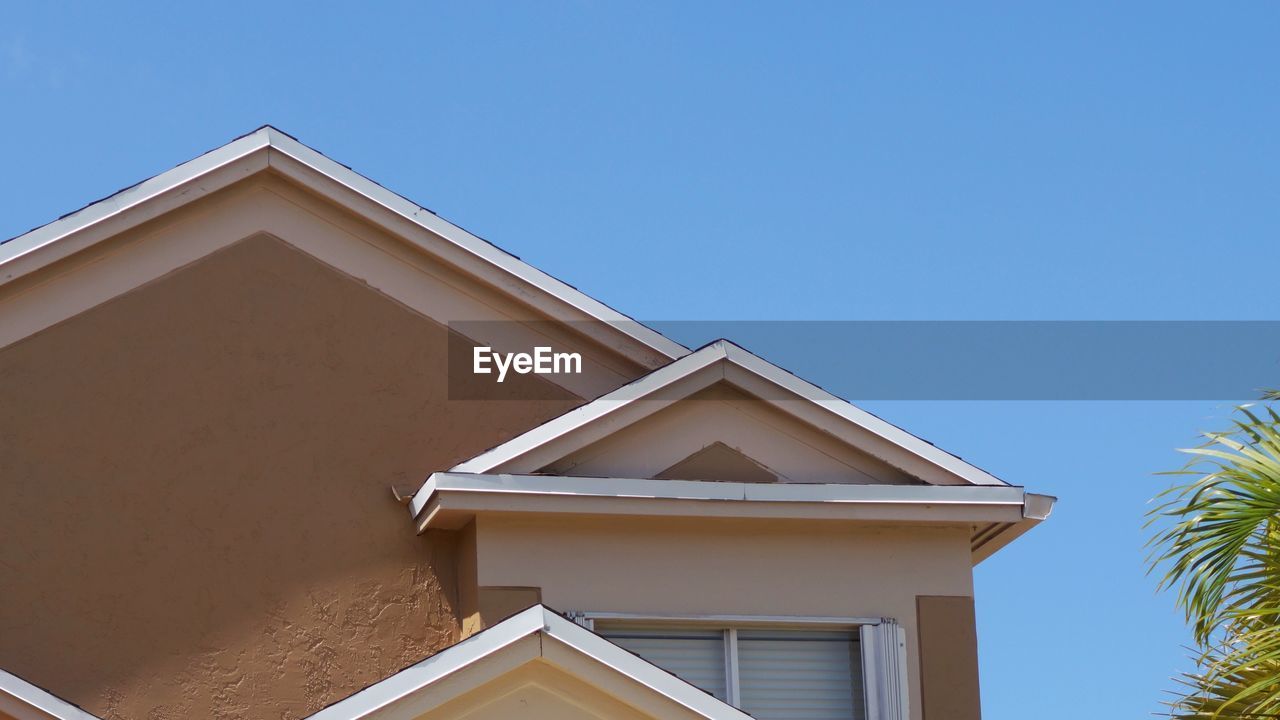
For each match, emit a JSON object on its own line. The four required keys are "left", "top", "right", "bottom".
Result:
{"left": 567, "top": 611, "right": 909, "bottom": 720}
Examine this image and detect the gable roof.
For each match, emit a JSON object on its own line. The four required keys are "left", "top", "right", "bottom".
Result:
{"left": 305, "top": 604, "right": 753, "bottom": 720}
{"left": 0, "top": 668, "right": 101, "bottom": 720}
{"left": 450, "top": 339, "right": 1009, "bottom": 487}
{"left": 0, "top": 126, "right": 686, "bottom": 368}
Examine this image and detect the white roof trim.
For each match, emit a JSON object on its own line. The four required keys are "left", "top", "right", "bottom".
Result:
{"left": 451, "top": 339, "right": 1010, "bottom": 486}
{"left": 0, "top": 126, "right": 686, "bottom": 366}
{"left": 410, "top": 472, "right": 1052, "bottom": 541}
{"left": 0, "top": 131, "right": 270, "bottom": 272}
{"left": 305, "top": 604, "right": 753, "bottom": 720}
{"left": 0, "top": 668, "right": 102, "bottom": 720}
{"left": 413, "top": 471, "right": 1028, "bottom": 519}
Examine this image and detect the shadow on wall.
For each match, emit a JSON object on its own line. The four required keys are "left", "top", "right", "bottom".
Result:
{"left": 0, "top": 236, "right": 583, "bottom": 719}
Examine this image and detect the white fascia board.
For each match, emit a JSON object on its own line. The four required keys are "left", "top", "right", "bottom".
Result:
{"left": 259, "top": 128, "right": 687, "bottom": 365}
{"left": 411, "top": 471, "right": 1030, "bottom": 532}
{"left": 449, "top": 339, "right": 1010, "bottom": 487}
{"left": 305, "top": 604, "right": 547, "bottom": 720}
{"left": 422, "top": 471, "right": 1026, "bottom": 510}
{"left": 0, "top": 668, "right": 103, "bottom": 720}
{"left": 0, "top": 127, "right": 686, "bottom": 366}
{"left": 718, "top": 342, "right": 1007, "bottom": 486}
{"left": 449, "top": 342, "right": 729, "bottom": 474}
{"left": 0, "top": 130, "right": 271, "bottom": 282}
{"left": 304, "top": 605, "right": 750, "bottom": 720}
{"left": 538, "top": 610, "right": 755, "bottom": 720}
{"left": 970, "top": 492, "right": 1057, "bottom": 564}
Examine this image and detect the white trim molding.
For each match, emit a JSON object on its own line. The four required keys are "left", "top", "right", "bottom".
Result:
{"left": 304, "top": 604, "right": 753, "bottom": 720}
{"left": 580, "top": 610, "right": 908, "bottom": 720}
{"left": 861, "top": 620, "right": 911, "bottom": 720}
{"left": 0, "top": 126, "right": 686, "bottom": 367}
{"left": 452, "top": 339, "right": 1013, "bottom": 487}
{"left": 409, "top": 471, "right": 1055, "bottom": 562}
{"left": 0, "top": 668, "right": 103, "bottom": 720}
{"left": 570, "top": 611, "right": 886, "bottom": 629}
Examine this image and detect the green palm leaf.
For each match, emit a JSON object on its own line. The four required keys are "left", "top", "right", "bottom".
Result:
{"left": 1149, "top": 394, "right": 1280, "bottom": 718}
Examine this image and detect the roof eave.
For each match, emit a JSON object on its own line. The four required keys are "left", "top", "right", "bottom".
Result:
{"left": 0, "top": 126, "right": 686, "bottom": 368}
{"left": 450, "top": 339, "right": 1010, "bottom": 488}
{"left": 304, "top": 604, "right": 753, "bottom": 720}
{"left": 410, "top": 471, "right": 1036, "bottom": 535}
{"left": 0, "top": 129, "right": 272, "bottom": 284}
{"left": 970, "top": 492, "right": 1056, "bottom": 564}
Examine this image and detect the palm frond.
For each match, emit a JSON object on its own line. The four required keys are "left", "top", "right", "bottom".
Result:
{"left": 1149, "top": 394, "right": 1280, "bottom": 718}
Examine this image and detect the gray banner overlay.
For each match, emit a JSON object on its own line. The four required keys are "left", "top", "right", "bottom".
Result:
{"left": 449, "top": 321, "right": 1280, "bottom": 400}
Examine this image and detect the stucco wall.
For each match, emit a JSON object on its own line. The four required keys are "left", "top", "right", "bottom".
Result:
{"left": 916, "top": 596, "right": 982, "bottom": 720}
{"left": 0, "top": 234, "right": 587, "bottom": 718}
{"left": 541, "top": 383, "right": 918, "bottom": 484}
{"left": 472, "top": 515, "right": 976, "bottom": 720}
{"left": 419, "top": 662, "right": 661, "bottom": 720}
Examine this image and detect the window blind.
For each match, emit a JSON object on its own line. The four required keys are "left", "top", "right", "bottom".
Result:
{"left": 737, "top": 629, "right": 862, "bottom": 720}
{"left": 596, "top": 623, "right": 864, "bottom": 719}
{"left": 598, "top": 627, "right": 729, "bottom": 701}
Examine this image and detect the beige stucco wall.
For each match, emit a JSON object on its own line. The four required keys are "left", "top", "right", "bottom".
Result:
{"left": 0, "top": 169, "right": 990, "bottom": 718}
{"left": 374, "top": 638, "right": 724, "bottom": 720}
{"left": 419, "top": 662, "right": 661, "bottom": 720}
{"left": 0, "top": 227, "right": 606, "bottom": 718}
{"left": 432, "top": 682, "right": 639, "bottom": 720}
{"left": 916, "top": 596, "right": 982, "bottom": 720}
{"left": 472, "top": 515, "right": 975, "bottom": 720}
{"left": 542, "top": 383, "right": 918, "bottom": 484}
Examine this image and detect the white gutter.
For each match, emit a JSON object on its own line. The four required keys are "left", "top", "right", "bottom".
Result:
{"left": 410, "top": 472, "right": 1055, "bottom": 557}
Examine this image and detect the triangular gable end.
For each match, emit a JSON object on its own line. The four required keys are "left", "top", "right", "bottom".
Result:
{"left": 304, "top": 605, "right": 753, "bottom": 720}
{"left": 655, "top": 441, "right": 779, "bottom": 483}
{"left": 449, "top": 340, "right": 1009, "bottom": 487}
{"left": 0, "top": 127, "right": 686, "bottom": 376}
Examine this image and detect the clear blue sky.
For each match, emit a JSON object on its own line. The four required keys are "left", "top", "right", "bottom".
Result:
{"left": 4, "top": 3, "right": 1279, "bottom": 718}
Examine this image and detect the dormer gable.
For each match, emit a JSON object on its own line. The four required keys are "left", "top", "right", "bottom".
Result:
{"left": 449, "top": 340, "right": 1006, "bottom": 487}
{"left": 654, "top": 441, "right": 778, "bottom": 483}
{"left": 303, "top": 605, "right": 753, "bottom": 720}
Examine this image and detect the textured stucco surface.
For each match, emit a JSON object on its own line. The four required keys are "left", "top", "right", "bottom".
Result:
{"left": 916, "top": 596, "right": 981, "bottom": 720}
{"left": 0, "top": 235, "right": 583, "bottom": 719}
{"left": 418, "top": 662, "right": 664, "bottom": 720}
{"left": 474, "top": 515, "right": 976, "bottom": 720}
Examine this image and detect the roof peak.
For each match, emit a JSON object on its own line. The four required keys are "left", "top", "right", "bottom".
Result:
{"left": 305, "top": 603, "right": 754, "bottom": 720}
{"left": 449, "top": 337, "right": 1009, "bottom": 487}
{"left": 0, "top": 128, "right": 687, "bottom": 367}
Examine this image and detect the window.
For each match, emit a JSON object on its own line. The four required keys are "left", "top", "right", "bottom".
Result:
{"left": 591, "top": 619, "right": 889, "bottom": 720}
{"left": 737, "top": 629, "right": 863, "bottom": 720}
{"left": 597, "top": 627, "right": 730, "bottom": 702}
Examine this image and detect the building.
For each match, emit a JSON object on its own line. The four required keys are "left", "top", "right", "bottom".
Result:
{"left": 0, "top": 128, "right": 1052, "bottom": 720}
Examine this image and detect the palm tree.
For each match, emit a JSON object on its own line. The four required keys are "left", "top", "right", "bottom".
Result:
{"left": 1148, "top": 398, "right": 1280, "bottom": 718}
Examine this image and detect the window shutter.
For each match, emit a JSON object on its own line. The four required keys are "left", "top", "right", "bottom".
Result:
{"left": 596, "top": 627, "right": 729, "bottom": 701}
{"left": 736, "top": 629, "right": 863, "bottom": 720}
{"left": 594, "top": 619, "right": 880, "bottom": 720}
{"left": 859, "top": 621, "right": 909, "bottom": 720}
